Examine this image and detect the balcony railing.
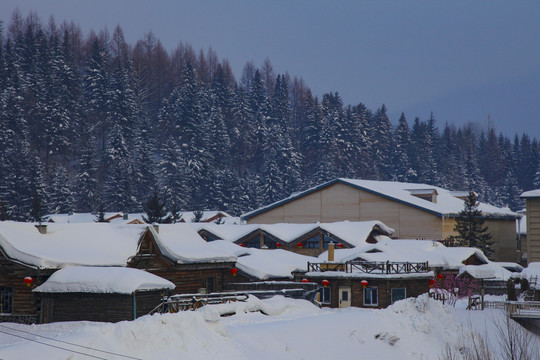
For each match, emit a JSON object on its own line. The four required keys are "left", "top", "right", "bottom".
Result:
{"left": 307, "top": 260, "right": 430, "bottom": 275}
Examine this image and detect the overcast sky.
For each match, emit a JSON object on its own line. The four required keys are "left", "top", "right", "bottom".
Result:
{"left": 1, "top": 0, "right": 539, "bottom": 137}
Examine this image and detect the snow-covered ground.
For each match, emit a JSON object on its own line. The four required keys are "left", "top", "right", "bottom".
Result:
{"left": 0, "top": 295, "right": 537, "bottom": 360}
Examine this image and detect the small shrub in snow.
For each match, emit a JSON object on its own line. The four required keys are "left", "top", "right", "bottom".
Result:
{"left": 375, "top": 332, "right": 400, "bottom": 346}
{"left": 432, "top": 274, "right": 481, "bottom": 307}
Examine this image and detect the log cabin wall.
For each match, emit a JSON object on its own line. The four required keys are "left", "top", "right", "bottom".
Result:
{"left": 307, "top": 277, "right": 430, "bottom": 309}
{"left": 0, "top": 253, "right": 54, "bottom": 323}
{"left": 38, "top": 291, "right": 165, "bottom": 323}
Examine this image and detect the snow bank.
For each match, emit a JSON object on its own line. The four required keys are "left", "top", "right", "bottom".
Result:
{"left": 0, "top": 295, "right": 533, "bottom": 360}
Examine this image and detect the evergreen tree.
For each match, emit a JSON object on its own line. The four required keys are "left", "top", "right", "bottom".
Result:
{"left": 94, "top": 202, "right": 108, "bottom": 223}
{"left": 391, "top": 113, "right": 415, "bottom": 182}
{"left": 142, "top": 188, "right": 168, "bottom": 224}
{"left": 450, "top": 191, "right": 494, "bottom": 259}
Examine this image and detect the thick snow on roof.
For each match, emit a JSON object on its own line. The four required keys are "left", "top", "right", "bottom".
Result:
{"left": 459, "top": 264, "right": 513, "bottom": 280}
{"left": 521, "top": 189, "right": 540, "bottom": 198}
{"left": 193, "top": 221, "right": 392, "bottom": 246}
{"left": 0, "top": 222, "right": 237, "bottom": 268}
{"left": 0, "top": 222, "right": 146, "bottom": 269}
{"left": 520, "top": 262, "right": 540, "bottom": 280}
{"left": 242, "top": 178, "right": 519, "bottom": 219}
{"left": 191, "top": 223, "right": 260, "bottom": 242}
{"left": 151, "top": 224, "right": 236, "bottom": 263}
{"left": 33, "top": 266, "right": 175, "bottom": 294}
{"left": 179, "top": 211, "right": 231, "bottom": 222}
{"left": 314, "top": 238, "right": 514, "bottom": 280}
{"left": 208, "top": 240, "right": 316, "bottom": 280}
{"left": 319, "top": 221, "right": 394, "bottom": 246}
{"left": 318, "top": 238, "right": 491, "bottom": 271}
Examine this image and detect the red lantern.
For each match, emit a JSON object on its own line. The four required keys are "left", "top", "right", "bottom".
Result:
{"left": 429, "top": 279, "right": 436, "bottom": 287}
{"left": 321, "top": 279, "right": 330, "bottom": 288}
{"left": 238, "top": 243, "right": 244, "bottom": 247}
{"left": 337, "top": 243, "right": 343, "bottom": 249}
{"left": 24, "top": 276, "right": 34, "bottom": 287}
{"left": 230, "top": 268, "right": 238, "bottom": 277}
{"left": 276, "top": 242, "right": 281, "bottom": 248}
{"left": 301, "top": 278, "right": 309, "bottom": 283}
{"left": 297, "top": 242, "right": 303, "bottom": 248}
{"left": 360, "top": 280, "right": 368, "bottom": 288}
{"left": 437, "top": 274, "right": 444, "bottom": 281}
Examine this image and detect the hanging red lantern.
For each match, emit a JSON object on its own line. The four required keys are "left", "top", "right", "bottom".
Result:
{"left": 337, "top": 243, "right": 343, "bottom": 249}
{"left": 360, "top": 279, "right": 368, "bottom": 288}
{"left": 230, "top": 268, "right": 238, "bottom": 277}
{"left": 238, "top": 243, "right": 244, "bottom": 247}
{"left": 276, "top": 242, "right": 281, "bottom": 248}
{"left": 301, "top": 278, "right": 309, "bottom": 283}
{"left": 429, "top": 279, "right": 436, "bottom": 287}
{"left": 297, "top": 242, "right": 303, "bottom": 248}
{"left": 321, "top": 279, "right": 330, "bottom": 288}
{"left": 24, "top": 276, "right": 34, "bottom": 287}
{"left": 437, "top": 273, "right": 444, "bottom": 281}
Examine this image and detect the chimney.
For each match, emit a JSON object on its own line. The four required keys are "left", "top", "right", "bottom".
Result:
{"left": 35, "top": 224, "right": 47, "bottom": 234}
{"left": 123, "top": 213, "right": 128, "bottom": 220}
{"left": 328, "top": 242, "right": 335, "bottom": 262}
{"left": 153, "top": 224, "right": 159, "bottom": 233}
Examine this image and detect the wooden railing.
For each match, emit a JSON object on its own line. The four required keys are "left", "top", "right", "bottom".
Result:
{"left": 484, "top": 301, "right": 540, "bottom": 318}
{"left": 307, "top": 261, "right": 430, "bottom": 274}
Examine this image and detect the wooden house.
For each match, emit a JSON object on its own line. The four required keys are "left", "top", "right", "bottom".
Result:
{"left": 521, "top": 190, "right": 540, "bottom": 264}
{"left": 127, "top": 224, "right": 237, "bottom": 294}
{"left": 0, "top": 222, "right": 238, "bottom": 323}
{"left": 33, "top": 266, "right": 174, "bottom": 323}
{"left": 293, "top": 237, "right": 515, "bottom": 308}
{"left": 242, "top": 179, "right": 521, "bottom": 262}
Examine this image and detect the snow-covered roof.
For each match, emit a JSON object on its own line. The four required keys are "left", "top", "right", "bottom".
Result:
{"left": 149, "top": 224, "right": 236, "bottom": 263}
{"left": 242, "top": 178, "right": 520, "bottom": 220}
{"left": 520, "top": 262, "right": 540, "bottom": 280}
{"left": 191, "top": 223, "right": 260, "bottom": 242}
{"left": 208, "top": 240, "right": 316, "bottom": 280}
{"left": 0, "top": 222, "right": 237, "bottom": 269}
{"left": 521, "top": 189, "right": 540, "bottom": 198}
{"left": 317, "top": 237, "right": 488, "bottom": 269}
{"left": 193, "top": 221, "right": 393, "bottom": 246}
{"left": 319, "top": 221, "right": 394, "bottom": 247}
{"left": 45, "top": 211, "right": 234, "bottom": 224}
{"left": 0, "top": 222, "right": 146, "bottom": 269}
{"left": 312, "top": 237, "right": 513, "bottom": 280}
{"left": 33, "top": 266, "right": 175, "bottom": 294}
{"left": 459, "top": 264, "right": 513, "bottom": 280}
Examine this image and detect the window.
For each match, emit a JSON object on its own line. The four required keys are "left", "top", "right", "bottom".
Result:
{"left": 319, "top": 287, "right": 331, "bottom": 304}
{"left": 304, "top": 235, "right": 320, "bottom": 249}
{"left": 0, "top": 287, "right": 13, "bottom": 314}
{"left": 391, "top": 288, "right": 406, "bottom": 304}
{"left": 364, "top": 287, "right": 378, "bottom": 306}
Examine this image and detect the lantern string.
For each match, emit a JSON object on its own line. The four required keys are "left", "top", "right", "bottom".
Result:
{"left": 0, "top": 324, "right": 143, "bottom": 360}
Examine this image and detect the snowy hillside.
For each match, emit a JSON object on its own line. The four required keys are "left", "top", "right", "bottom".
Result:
{"left": 0, "top": 295, "right": 536, "bottom": 359}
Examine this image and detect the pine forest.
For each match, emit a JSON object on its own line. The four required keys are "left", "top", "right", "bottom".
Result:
{"left": 1, "top": 12, "right": 539, "bottom": 221}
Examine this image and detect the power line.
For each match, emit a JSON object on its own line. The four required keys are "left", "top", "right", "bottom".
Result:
{"left": 0, "top": 324, "right": 143, "bottom": 360}
{"left": 0, "top": 329, "right": 107, "bottom": 359}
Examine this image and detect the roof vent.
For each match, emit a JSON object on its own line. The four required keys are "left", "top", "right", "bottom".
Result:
{"left": 406, "top": 188, "right": 438, "bottom": 203}
{"left": 449, "top": 191, "right": 468, "bottom": 200}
